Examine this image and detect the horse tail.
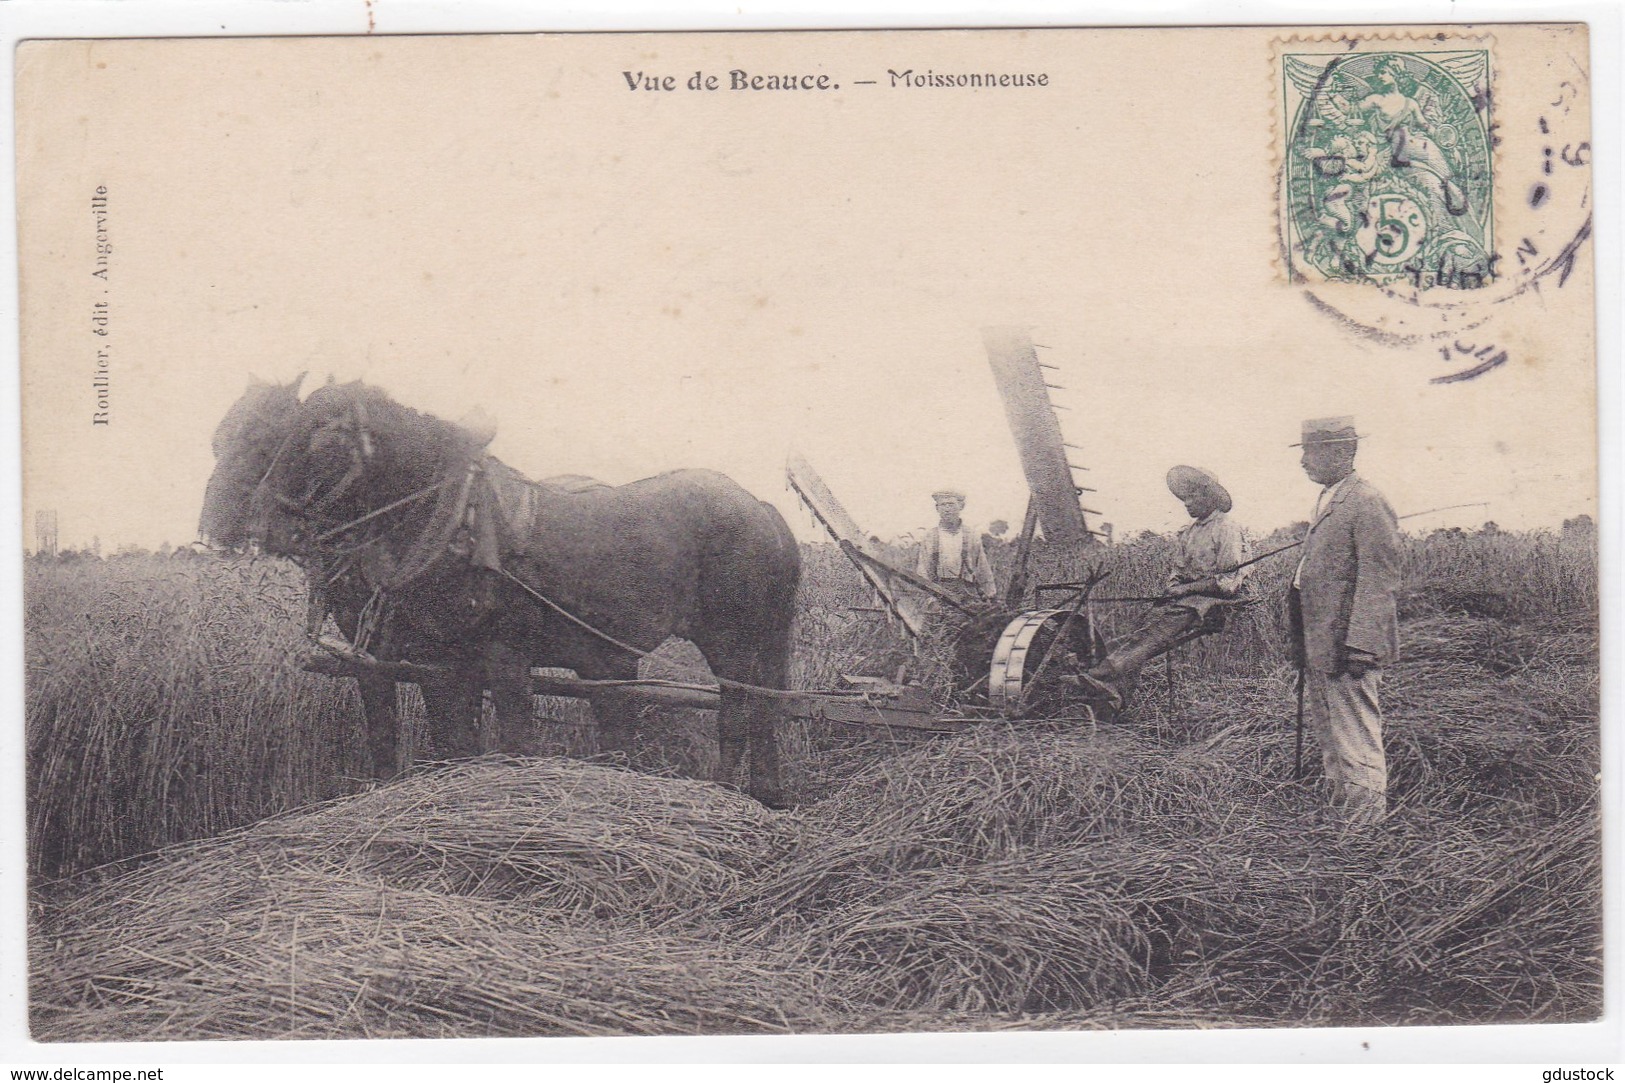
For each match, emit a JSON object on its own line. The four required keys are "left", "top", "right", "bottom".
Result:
{"left": 755, "top": 500, "right": 801, "bottom": 688}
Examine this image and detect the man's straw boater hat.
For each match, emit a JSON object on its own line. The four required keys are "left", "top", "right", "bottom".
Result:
{"left": 1165, "top": 465, "right": 1232, "bottom": 513}
{"left": 1291, "top": 416, "right": 1364, "bottom": 447}
{"left": 931, "top": 488, "right": 967, "bottom": 502}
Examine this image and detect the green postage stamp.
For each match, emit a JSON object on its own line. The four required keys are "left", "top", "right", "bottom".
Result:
{"left": 1279, "top": 41, "right": 1494, "bottom": 289}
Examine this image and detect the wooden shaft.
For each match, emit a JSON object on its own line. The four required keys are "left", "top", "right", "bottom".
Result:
{"left": 531, "top": 674, "right": 722, "bottom": 710}
{"left": 1004, "top": 498, "right": 1041, "bottom": 608}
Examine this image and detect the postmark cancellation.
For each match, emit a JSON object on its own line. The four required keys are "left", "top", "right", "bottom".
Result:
{"left": 1276, "top": 35, "right": 1495, "bottom": 291}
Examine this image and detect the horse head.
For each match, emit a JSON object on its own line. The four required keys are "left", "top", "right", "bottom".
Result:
{"left": 227, "top": 380, "right": 496, "bottom": 561}
{"left": 198, "top": 374, "right": 306, "bottom": 549}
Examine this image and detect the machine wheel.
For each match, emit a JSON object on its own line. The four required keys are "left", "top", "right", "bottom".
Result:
{"left": 988, "top": 608, "right": 1106, "bottom": 719}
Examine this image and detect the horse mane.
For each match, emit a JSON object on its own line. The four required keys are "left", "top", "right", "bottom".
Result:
{"left": 301, "top": 381, "right": 490, "bottom": 494}
{"left": 210, "top": 379, "right": 302, "bottom": 462}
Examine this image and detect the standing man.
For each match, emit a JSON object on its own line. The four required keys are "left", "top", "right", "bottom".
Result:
{"left": 916, "top": 488, "right": 998, "bottom": 607}
{"left": 1291, "top": 416, "right": 1402, "bottom": 826}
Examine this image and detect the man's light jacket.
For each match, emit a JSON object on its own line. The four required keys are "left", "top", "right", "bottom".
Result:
{"left": 1297, "top": 472, "right": 1402, "bottom": 674}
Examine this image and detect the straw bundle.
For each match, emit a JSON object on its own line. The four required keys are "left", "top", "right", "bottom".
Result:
{"left": 31, "top": 757, "right": 825, "bottom": 1041}
{"left": 816, "top": 727, "right": 1252, "bottom": 841}
{"left": 254, "top": 757, "right": 798, "bottom": 922}
{"left": 1177, "top": 808, "right": 1603, "bottom": 1025}
{"left": 837, "top": 800, "right": 1603, "bottom": 1029}
{"left": 796, "top": 849, "right": 1152, "bottom": 1015}
{"left": 745, "top": 728, "right": 1257, "bottom": 928}
{"left": 33, "top": 868, "right": 828, "bottom": 1041}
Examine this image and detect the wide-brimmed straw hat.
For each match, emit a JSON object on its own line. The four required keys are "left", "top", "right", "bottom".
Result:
{"left": 1165, "top": 465, "right": 1232, "bottom": 513}
{"left": 1291, "top": 416, "right": 1364, "bottom": 447}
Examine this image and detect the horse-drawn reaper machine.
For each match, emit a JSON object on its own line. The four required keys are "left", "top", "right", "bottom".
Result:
{"left": 199, "top": 330, "right": 1146, "bottom": 807}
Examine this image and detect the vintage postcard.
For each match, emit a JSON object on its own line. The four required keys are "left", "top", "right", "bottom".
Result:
{"left": 8, "top": 17, "right": 1607, "bottom": 1062}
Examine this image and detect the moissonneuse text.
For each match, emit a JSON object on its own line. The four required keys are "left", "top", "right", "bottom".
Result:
{"left": 887, "top": 68, "right": 1049, "bottom": 88}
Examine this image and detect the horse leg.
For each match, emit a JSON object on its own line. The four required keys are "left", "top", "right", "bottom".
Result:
{"left": 728, "top": 682, "right": 789, "bottom": 800}
{"left": 747, "top": 689, "right": 787, "bottom": 809}
{"left": 717, "top": 686, "right": 786, "bottom": 809}
{"left": 419, "top": 668, "right": 484, "bottom": 761}
{"left": 702, "top": 602, "right": 795, "bottom": 808}
{"left": 717, "top": 688, "right": 749, "bottom": 793}
{"left": 485, "top": 643, "right": 540, "bottom": 757}
{"left": 693, "top": 508, "right": 799, "bottom": 810}
{"left": 357, "top": 677, "right": 401, "bottom": 781}
{"left": 588, "top": 686, "right": 639, "bottom": 765}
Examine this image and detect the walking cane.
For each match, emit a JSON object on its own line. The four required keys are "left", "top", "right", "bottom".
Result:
{"left": 1289, "top": 586, "right": 1307, "bottom": 781}
{"left": 1293, "top": 663, "right": 1306, "bottom": 781}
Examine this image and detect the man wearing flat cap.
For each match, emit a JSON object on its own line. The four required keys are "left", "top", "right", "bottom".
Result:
{"left": 915, "top": 488, "right": 998, "bottom": 606}
{"left": 1083, "top": 465, "right": 1251, "bottom": 705}
{"left": 1291, "top": 416, "right": 1402, "bottom": 826}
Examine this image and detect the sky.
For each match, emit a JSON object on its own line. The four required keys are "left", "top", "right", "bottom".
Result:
{"left": 14, "top": 26, "right": 1599, "bottom": 554}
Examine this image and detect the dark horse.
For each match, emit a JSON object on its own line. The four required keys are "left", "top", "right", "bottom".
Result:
{"left": 199, "top": 376, "right": 801, "bottom": 807}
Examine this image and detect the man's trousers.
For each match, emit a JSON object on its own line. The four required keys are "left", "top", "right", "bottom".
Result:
{"left": 1305, "top": 667, "right": 1387, "bottom": 824}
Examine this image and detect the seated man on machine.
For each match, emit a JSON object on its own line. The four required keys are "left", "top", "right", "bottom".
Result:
{"left": 1082, "top": 465, "right": 1252, "bottom": 709}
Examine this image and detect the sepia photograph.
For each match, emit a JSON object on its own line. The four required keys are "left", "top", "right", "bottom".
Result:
{"left": 5, "top": 7, "right": 1614, "bottom": 1064}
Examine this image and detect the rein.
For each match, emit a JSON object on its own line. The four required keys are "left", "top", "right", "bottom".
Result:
{"left": 251, "top": 397, "right": 478, "bottom": 653}
{"left": 301, "top": 471, "right": 453, "bottom": 654}
{"left": 314, "top": 479, "right": 453, "bottom": 544}
{"left": 255, "top": 398, "right": 456, "bottom": 561}
{"left": 489, "top": 566, "right": 802, "bottom": 702}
